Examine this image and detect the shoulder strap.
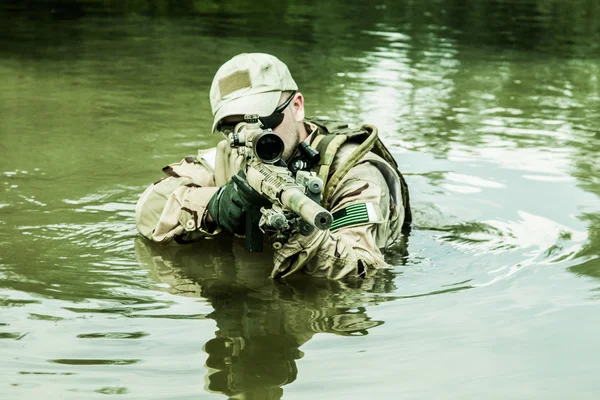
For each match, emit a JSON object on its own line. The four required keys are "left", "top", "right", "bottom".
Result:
{"left": 307, "top": 117, "right": 349, "bottom": 133}
{"left": 312, "top": 134, "right": 348, "bottom": 187}
{"left": 307, "top": 119, "right": 412, "bottom": 231}
{"left": 322, "top": 125, "right": 378, "bottom": 208}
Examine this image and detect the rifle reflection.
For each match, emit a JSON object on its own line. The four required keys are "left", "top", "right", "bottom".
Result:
{"left": 134, "top": 237, "right": 396, "bottom": 399}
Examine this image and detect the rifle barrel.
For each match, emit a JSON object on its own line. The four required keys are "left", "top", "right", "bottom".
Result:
{"left": 280, "top": 188, "right": 333, "bottom": 230}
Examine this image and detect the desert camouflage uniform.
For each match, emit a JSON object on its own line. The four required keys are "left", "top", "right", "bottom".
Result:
{"left": 136, "top": 122, "right": 408, "bottom": 280}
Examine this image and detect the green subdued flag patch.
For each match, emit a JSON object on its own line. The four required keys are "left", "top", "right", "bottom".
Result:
{"left": 330, "top": 203, "right": 371, "bottom": 231}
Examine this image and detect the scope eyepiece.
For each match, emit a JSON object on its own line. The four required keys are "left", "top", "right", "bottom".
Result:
{"left": 253, "top": 132, "right": 284, "bottom": 164}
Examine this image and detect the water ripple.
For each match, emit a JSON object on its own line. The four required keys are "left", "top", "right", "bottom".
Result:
{"left": 49, "top": 359, "right": 140, "bottom": 366}
{"left": 76, "top": 331, "right": 149, "bottom": 339}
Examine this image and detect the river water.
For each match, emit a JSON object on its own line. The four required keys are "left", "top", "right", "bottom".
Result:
{"left": 1, "top": 1, "right": 599, "bottom": 399}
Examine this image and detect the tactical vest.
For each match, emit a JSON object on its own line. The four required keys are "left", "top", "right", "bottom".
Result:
{"left": 306, "top": 118, "right": 412, "bottom": 234}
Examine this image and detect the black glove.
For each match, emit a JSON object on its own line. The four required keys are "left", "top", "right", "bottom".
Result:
{"left": 207, "top": 170, "right": 270, "bottom": 234}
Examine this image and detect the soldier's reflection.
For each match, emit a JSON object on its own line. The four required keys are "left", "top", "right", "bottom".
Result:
{"left": 135, "top": 237, "right": 396, "bottom": 399}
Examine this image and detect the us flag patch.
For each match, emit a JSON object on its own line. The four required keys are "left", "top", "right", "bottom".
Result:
{"left": 330, "top": 203, "right": 377, "bottom": 231}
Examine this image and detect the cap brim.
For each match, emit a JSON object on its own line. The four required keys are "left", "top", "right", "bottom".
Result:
{"left": 211, "top": 91, "right": 281, "bottom": 133}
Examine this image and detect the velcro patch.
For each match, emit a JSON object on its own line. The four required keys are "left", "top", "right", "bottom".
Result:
{"left": 219, "top": 69, "right": 252, "bottom": 97}
{"left": 330, "top": 203, "right": 377, "bottom": 231}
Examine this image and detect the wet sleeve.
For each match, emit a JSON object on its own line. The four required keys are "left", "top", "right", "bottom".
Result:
{"left": 271, "top": 163, "right": 395, "bottom": 280}
{"left": 135, "top": 157, "right": 222, "bottom": 244}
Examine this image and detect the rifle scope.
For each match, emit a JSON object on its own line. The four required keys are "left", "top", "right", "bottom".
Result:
{"left": 252, "top": 132, "right": 284, "bottom": 164}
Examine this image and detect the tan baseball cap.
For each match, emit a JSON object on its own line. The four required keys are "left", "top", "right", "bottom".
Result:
{"left": 209, "top": 53, "right": 298, "bottom": 132}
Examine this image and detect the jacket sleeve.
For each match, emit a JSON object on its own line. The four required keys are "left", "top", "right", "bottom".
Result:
{"left": 135, "top": 157, "right": 221, "bottom": 244}
{"left": 270, "top": 162, "right": 405, "bottom": 280}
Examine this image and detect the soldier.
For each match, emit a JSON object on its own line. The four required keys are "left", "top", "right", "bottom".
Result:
{"left": 135, "top": 53, "right": 411, "bottom": 280}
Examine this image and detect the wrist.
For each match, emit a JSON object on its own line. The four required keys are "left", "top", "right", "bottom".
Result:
{"left": 201, "top": 207, "right": 218, "bottom": 233}
{"left": 205, "top": 211, "right": 214, "bottom": 223}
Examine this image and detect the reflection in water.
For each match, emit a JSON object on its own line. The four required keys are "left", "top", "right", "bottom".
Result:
{"left": 134, "top": 238, "right": 390, "bottom": 398}
{"left": 570, "top": 214, "right": 600, "bottom": 281}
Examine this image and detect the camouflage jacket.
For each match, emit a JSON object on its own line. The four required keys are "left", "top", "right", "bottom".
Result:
{"left": 135, "top": 122, "right": 409, "bottom": 280}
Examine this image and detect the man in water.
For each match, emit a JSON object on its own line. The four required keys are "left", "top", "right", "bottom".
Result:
{"left": 135, "top": 53, "right": 411, "bottom": 280}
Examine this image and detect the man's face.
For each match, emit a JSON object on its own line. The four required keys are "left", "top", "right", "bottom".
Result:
{"left": 271, "top": 96, "right": 301, "bottom": 161}
{"left": 219, "top": 92, "right": 304, "bottom": 161}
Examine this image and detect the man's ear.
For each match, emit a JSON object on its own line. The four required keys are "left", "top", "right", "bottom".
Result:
{"left": 292, "top": 92, "right": 305, "bottom": 122}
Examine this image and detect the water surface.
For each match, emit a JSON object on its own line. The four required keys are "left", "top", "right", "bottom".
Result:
{"left": 1, "top": 1, "right": 599, "bottom": 399}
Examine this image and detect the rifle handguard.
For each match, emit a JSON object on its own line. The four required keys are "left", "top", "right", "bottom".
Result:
{"left": 246, "top": 161, "right": 333, "bottom": 231}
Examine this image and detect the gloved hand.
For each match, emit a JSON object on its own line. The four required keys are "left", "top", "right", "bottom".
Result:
{"left": 207, "top": 170, "right": 270, "bottom": 234}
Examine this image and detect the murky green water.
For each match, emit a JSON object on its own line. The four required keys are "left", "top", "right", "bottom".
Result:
{"left": 1, "top": 1, "right": 599, "bottom": 399}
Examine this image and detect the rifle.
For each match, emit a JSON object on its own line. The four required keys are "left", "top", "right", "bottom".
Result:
{"left": 227, "top": 115, "right": 333, "bottom": 252}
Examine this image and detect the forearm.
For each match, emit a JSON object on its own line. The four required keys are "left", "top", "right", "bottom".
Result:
{"left": 136, "top": 179, "right": 221, "bottom": 244}
{"left": 136, "top": 143, "right": 246, "bottom": 244}
{"left": 270, "top": 161, "right": 402, "bottom": 280}
{"left": 271, "top": 223, "right": 387, "bottom": 280}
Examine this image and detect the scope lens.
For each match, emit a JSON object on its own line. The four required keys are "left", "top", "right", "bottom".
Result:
{"left": 254, "top": 133, "right": 284, "bottom": 163}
